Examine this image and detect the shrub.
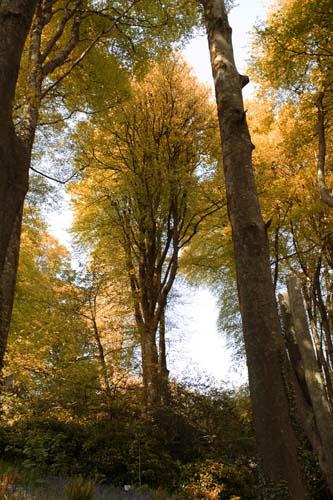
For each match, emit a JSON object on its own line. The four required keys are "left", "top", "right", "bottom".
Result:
{"left": 181, "top": 459, "right": 258, "bottom": 499}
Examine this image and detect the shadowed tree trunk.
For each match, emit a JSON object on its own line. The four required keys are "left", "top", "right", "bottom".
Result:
{"left": 158, "top": 309, "right": 170, "bottom": 404}
{"left": 201, "top": 0, "right": 307, "bottom": 496}
{"left": 279, "top": 291, "right": 333, "bottom": 494}
{"left": 0, "top": 0, "right": 37, "bottom": 384}
{"left": 0, "top": 212, "right": 22, "bottom": 373}
{"left": 0, "top": 0, "right": 36, "bottom": 277}
{"left": 317, "top": 92, "right": 333, "bottom": 208}
{"left": 287, "top": 277, "right": 333, "bottom": 492}
{"left": 279, "top": 292, "right": 312, "bottom": 406}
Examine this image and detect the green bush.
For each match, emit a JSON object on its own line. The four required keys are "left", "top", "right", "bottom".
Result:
{"left": 0, "top": 383, "right": 261, "bottom": 495}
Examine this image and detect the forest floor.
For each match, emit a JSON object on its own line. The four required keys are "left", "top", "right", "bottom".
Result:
{"left": 4, "top": 476, "right": 173, "bottom": 499}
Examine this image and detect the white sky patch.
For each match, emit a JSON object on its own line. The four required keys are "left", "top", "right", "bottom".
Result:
{"left": 187, "top": 289, "right": 230, "bottom": 379}
{"left": 167, "top": 286, "right": 247, "bottom": 385}
{"left": 46, "top": 191, "right": 73, "bottom": 248}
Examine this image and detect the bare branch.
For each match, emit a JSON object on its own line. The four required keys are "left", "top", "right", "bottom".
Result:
{"left": 30, "top": 164, "right": 86, "bottom": 184}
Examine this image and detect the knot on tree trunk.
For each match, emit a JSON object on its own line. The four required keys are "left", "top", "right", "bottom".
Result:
{"left": 239, "top": 74, "right": 249, "bottom": 88}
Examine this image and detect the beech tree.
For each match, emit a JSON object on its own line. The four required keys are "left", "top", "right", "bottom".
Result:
{"left": 3, "top": 195, "right": 98, "bottom": 420}
{"left": 0, "top": 0, "right": 36, "bottom": 278}
{"left": 72, "top": 56, "right": 222, "bottom": 408}
{"left": 200, "top": 0, "right": 307, "bottom": 496}
{"left": 252, "top": 0, "right": 333, "bottom": 207}
{"left": 248, "top": 1, "right": 333, "bottom": 490}
{"left": 0, "top": 1, "right": 37, "bottom": 372}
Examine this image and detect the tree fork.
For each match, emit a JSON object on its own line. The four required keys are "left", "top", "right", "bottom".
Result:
{"left": 201, "top": 0, "right": 307, "bottom": 496}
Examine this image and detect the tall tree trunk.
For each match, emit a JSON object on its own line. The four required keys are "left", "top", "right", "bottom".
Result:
{"left": 314, "top": 268, "right": 333, "bottom": 371}
{"left": 304, "top": 286, "right": 333, "bottom": 407}
{"left": 143, "top": 322, "right": 160, "bottom": 409}
{"left": 0, "top": 1, "right": 36, "bottom": 378}
{"left": 279, "top": 291, "right": 333, "bottom": 493}
{"left": 158, "top": 309, "right": 169, "bottom": 404}
{"left": 287, "top": 277, "right": 333, "bottom": 492}
{"left": 0, "top": 0, "right": 36, "bottom": 276}
{"left": 91, "top": 316, "right": 113, "bottom": 415}
{"left": 317, "top": 92, "right": 333, "bottom": 207}
{"left": 201, "top": 1, "right": 307, "bottom": 496}
{"left": 0, "top": 212, "right": 22, "bottom": 374}
{"left": 279, "top": 292, "right": 311, "bottom": 407}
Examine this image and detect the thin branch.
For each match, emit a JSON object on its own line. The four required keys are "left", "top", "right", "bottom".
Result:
{"left": 30, "top": 164, "right": 86, "bottom": 184}
{"left": 179, "top": 202, "right": 226, "bottom": 249}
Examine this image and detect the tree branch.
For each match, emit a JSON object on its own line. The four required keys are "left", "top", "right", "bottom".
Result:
{"left": 317, "top": 92, "right": 333, "bottom": 207}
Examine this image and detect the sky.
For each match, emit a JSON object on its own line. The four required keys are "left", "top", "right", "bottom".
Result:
{"left": 47, "top": 0, "right": 269, "bottom": 386}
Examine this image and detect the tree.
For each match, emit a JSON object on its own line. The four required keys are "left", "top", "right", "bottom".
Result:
{"left": 251, "top": 0, "right": 333, "bottom": 207}
{"left": 2, "top": 195, "right": 100, "bottom": 421}
{"left": 72, "top": 55, "right": 222, "bottom": 409}
{"left": 0, "top": 0, "right": 37, "bottom": 278}
{"left": 0, "top": 1, "right": 37, "bottom": 372}
{"left": 0, "top": 0, "right": 201, "bottom": 377}
{"left": 200, "top": 0, "right": 307, "bottom": 496}
{"left": 73, "top": 261, "right": 138, "bottom": 415}
{"left": 248, "top": 2, "right": 333, "bottom": 489}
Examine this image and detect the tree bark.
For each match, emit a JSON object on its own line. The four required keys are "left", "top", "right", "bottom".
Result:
{"left": 0, "top": 212, "right": 22, "bottom": 373}
{"left": 313, "top": 261, "right": 333, "bottom": 371}
{"left": 143, "top": 322, "right": 160, "bottom": 409}
{"left": 0, "top": 0, "right": 36, "bottom": 277}
{"left": 201, "top": 1, "right": 307, "bottom": 496}
{"left": 304, "top": 285, "right": 333, "bottom": 407}
{"left": 317, "top": 92, "right": 333, "bottom": 208}
{"left": 279, "top": 291, "right": 333, "bottom": 492}
{"left": 279, "top": 292, "right": 311, "bottom": 407}
{"left": 0, "top": 0, "right": 86, "bottom": 376}
{"left": 91, "top": 315, "right": 114, "bottom": 415}
{"left": 158, "top": 309, "right": 169, "bottom": 404}
{"left": 0, "top": 1, "right": 37, "bottom": 378}
{"left": 287, "top": 277, "right": 333, "bottom": 492}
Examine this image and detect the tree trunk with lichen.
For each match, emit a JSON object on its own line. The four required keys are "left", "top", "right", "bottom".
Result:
{"left": 201, "top": 0, "right": 307, "bottom": 496}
